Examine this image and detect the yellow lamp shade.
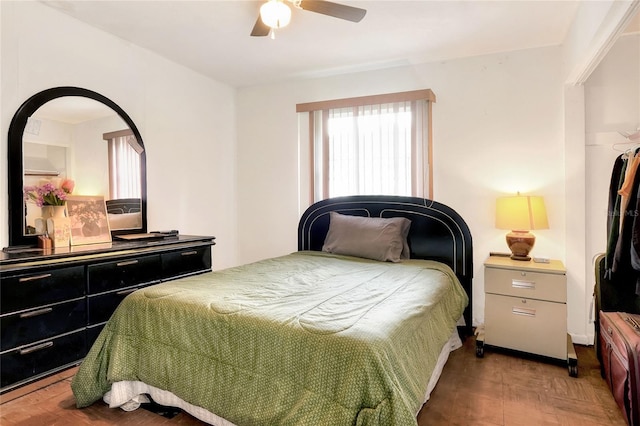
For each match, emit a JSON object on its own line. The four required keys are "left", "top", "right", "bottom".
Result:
{"left": 496, "top": 195, "right": 548, "bottom": 231}
{"left": 495, "top": 195, "right": 548, "bottom": 261}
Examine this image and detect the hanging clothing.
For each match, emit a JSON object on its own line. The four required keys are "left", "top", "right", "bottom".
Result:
{"left": 618, "top": 151, "right": 640, "bottom": 231}
{"left": 600, "top": 148, "right": 640, "bottom": 317}
{"left": 613, "top": 168, "right": 640, "bottom": 272}
{"left": 631, "top": 188, "right": 640, "bottom": 294}
{"left": 619, "top": 151, "right": 640, "bottom": 198}
{"left": 606, "top": 155, "right": 627, "bottom": 276}
{"left": 607, "top": 148, "right": 640, "bottom": 295}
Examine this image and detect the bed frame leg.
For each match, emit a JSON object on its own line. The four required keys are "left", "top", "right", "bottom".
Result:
{"left": 567, "top": 334, "right": 578, "bottom": 377}
{"left": 474, "top": 326, "right": 485, "bottom": 358}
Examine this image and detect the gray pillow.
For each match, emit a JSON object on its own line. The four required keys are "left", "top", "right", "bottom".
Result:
{"left": 322, "top": 212, "right": 411, "bottom": 262}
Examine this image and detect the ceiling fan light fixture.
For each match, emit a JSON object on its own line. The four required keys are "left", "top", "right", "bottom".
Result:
{"left": 260, "top": 0, "right": 292, "bottom": 29}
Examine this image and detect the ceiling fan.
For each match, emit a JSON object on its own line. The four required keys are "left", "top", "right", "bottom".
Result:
{"left": 251, "top": 0, "right": 367, "bottom": 37}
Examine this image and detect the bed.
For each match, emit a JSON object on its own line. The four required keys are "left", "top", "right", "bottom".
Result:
{"left": 71, "top": 195, "right": 473, "bottom": 426}
{"left": 106, "top": 198, "right": 142, "bottom": 230}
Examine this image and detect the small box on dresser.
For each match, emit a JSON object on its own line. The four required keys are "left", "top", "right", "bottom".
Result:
{"left": 476, "top": 255, "right": 577, "bottom": 376}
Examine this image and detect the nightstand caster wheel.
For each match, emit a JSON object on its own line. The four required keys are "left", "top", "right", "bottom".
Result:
{"left": 568, "top": 361, "right": 578, "bottom": 377}
{"left": 475, "top": 342, "right": 484, "bottom": 358}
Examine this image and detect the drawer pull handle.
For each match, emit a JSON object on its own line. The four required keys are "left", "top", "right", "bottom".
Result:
{"left": 19, "top": 273, "right": 52, "bottom": 283}
{"left": 512, "top": 307, "right": 536, "bottom": 317}
{"left": 181, "top": 251, "right": 198, "bottom": 256}
{"left": 116, "top": 260, "right": 139, "bottom": 267}
{"left": 512, "top": 279, "right": 535, "bottom": 290}
{"left": 116, "top": 288, "right": 138, "bottom": 296}
{"left": 19, "top": 341, "right": 54, "bottom": 355}
{"left": 19, "top": 307, "right": 53, "bottom": 319}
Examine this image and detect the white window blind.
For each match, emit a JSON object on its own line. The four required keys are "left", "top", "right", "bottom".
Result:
{"left": 325, "top": 101, "right": 413, "bottom": 197}
{"left": 104, "top": 130, "right": 141, "bottom": 199}
{"left": 299, "top": 90, "right": 434, "bottom": 202}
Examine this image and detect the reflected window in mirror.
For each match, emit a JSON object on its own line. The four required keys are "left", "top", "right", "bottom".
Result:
{"left": 105, "top": 129, "right": 142, "bottom": 200}
{"left": 104, "top": 129, "right": 143, "bottom": 231}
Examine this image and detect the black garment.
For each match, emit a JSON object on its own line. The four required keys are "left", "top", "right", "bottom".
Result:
{"left": 601, "top": 151, "right": 640, "bottom": 317}
{"left": 609, "top": 152, "right": 640, "bottom": 295}
{"left": 606, "top": 155, "right": 627, "bottom": 277}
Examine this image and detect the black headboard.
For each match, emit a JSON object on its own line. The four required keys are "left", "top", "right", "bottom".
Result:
{"left": 298, "top": 195, "right": 473, "bottom": 334}
{"left": 105, "top": 198, "right": 141, "bottom": 214}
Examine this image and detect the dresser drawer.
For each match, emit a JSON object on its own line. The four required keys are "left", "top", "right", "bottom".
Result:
{"left": 0, "top": 330, "right": 86, "bottom": 390}
{"left": 0, "top": 298, "right": 86, "bottom": 352}
{"left": 1, "top": 266, "right": 85, "bottom": 314}
{"left": 87, "top": 254, "right": 161, "bottom": 294}
{"left": 87, "top": 284, "right": 151, "bottom": 325}
{"left": 485, "top": 293, "right": 567, "bottom": 359}
{"left": 86, "top": 324, "right": 104, "bottom": 348}
{"left": 485, "top": 267, "right": 566, "bottom": 303}
{"left": 161, "top": 246, "right": 212, "bottom": 280}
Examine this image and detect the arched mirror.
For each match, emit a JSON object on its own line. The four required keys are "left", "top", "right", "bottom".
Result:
{"left": 8, "top": 87, "right": 147, "bottom": 247}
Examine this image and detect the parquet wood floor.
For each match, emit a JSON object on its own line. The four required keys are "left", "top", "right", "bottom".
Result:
{"left": 0, "top": 336, "right": 628, "bottom": 425}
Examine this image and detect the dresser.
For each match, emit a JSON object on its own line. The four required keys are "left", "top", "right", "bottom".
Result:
{"left": 476, "top": 255, "right": 577, "bottom": 376}
{"left": 0, "top": 235, "right": 215, "bottom": 393}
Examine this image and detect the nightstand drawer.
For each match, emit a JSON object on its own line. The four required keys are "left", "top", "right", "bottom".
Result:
{"left": 485, "top": 293, "right": 567, "bottom": 359}
{"left": 485, "top": 267, "right": 566, "bottom": 303}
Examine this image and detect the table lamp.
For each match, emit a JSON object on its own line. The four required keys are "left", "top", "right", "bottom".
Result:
{"left": 495, "top": 194, "right": 548, "bottom": 261}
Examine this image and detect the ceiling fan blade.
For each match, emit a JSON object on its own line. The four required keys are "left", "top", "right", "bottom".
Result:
{"left": 250, "top": 15, "right": 271, "bottom": 37}
{"left": 300, "top": 0, "right": 366, "bottom": 22}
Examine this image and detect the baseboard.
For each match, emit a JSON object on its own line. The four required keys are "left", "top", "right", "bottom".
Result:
{"left": 569, "top": 333, "right": 593, "bottom": 346}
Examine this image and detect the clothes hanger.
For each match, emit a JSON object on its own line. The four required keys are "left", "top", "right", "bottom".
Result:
{"left": 613, "top": 128, "right": 640, "bottom": 158}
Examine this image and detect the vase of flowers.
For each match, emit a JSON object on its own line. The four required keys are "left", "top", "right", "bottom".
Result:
{"left": 24, "top": 179, "right": 75, "bottom": 248}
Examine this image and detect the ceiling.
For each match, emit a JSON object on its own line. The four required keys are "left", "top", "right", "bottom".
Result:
{"left": 42, "top": 1, "right": 639, "bottom": 88}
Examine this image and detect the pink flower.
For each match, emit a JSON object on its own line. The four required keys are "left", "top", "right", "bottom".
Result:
{"left": 24, "top": 178, "right": 75, "bottom": 206}
{"left": 61, "top": 179, "right": 75, "bottom": 194}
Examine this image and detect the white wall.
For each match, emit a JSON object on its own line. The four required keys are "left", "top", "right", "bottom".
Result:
{"left": 72, "top": 115, "right": 128, "bottom": 198}
{"left": 1, "top": 1, "right": 239, "bottom": 269}
{"left": 237, "top": 46, "right": 567, "bottom": 330}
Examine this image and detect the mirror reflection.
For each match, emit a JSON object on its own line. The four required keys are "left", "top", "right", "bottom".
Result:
{"left": 22, "top": 97, "right": 143, "bottom": 236}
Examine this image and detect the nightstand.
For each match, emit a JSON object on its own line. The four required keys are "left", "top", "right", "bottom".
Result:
{"left": 476, "top": 255, "right": 578, "bottom": 377}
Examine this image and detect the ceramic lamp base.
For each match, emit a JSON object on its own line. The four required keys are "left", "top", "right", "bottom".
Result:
{"left": 505, "top": 230, "right": 535, "bottom": 261}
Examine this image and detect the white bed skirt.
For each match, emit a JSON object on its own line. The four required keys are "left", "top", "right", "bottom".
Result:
{"left": 102, "top": 329, "right": 463, "bottom": 425}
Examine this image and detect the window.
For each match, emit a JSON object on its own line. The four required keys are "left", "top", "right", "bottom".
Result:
{"left": 297, "top": 89, "right": 435, "bottom": 202}
{"left": 103, "top": 129, "right": 142, "bottom": 199}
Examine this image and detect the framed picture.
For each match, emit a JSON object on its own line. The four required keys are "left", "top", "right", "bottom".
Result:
{"left": 66, "top": 195, "right": 112, "bottom": 245}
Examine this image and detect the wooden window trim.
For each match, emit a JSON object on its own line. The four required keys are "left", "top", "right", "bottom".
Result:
{"left": 322, "top": 109, "right": 330, "bottom": 200}
{"left": 296, "top": 89, "right": 436, "bottom": 113}
{"left": 103, "top": 129, "right": 133, "bottom": 141}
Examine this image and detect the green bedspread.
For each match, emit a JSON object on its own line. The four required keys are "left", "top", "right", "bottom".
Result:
{"left": 72, "top": 251, "right": 468, "bottom": 426}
